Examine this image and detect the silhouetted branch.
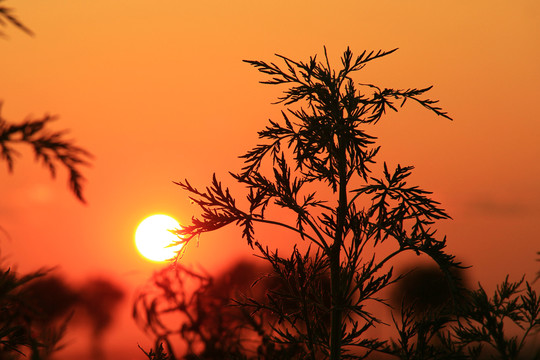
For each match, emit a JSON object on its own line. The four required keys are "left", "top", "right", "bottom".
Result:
{"left": 0, "top": 103, "right": 92, "bottom": 202}
{"left": 0, "top": 1, "right": 33, "bottom": 37}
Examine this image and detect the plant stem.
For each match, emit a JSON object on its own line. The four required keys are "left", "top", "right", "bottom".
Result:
{"left": 330, "top": 138, "right": 348, "bottom": 360}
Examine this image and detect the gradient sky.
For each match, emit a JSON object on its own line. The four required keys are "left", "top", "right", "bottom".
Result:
{"left": 1, "top": 1, "right": 539, "bottom": 358}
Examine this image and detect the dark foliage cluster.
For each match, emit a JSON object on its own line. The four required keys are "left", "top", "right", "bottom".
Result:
{"left": 134, "top": 261, "right": 305, "bottom": 360}
{"left": 451, "top": 277, "right": 540, "bottom": 359}
{"left": 136, "top": 261, "right": 540, "bottom": 360}
{"left": 388, "top": 276, "right": 540, "bottom": 360}
{"left": 0, "top": 268, "right": 70, "bottom": 359}
{"left": 0, "top": 269, "right": 76, "bottom": 360}
{"left": 0, "top": 268, "right": 125, "bottom": 360}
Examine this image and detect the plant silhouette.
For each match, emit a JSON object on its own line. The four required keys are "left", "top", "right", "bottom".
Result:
{"left": 0, "top": 270, "right": 124, "bottom": 359}
{"left": 1, "top": 3, "right": 94, "bottom": 358}
{"left": 0, "top": 107, "right": 91, "bottom": 357}
{"left": 170, "top": 47, "right": 463, "bottom": 359}
{"left": 0, "top": 104, "right": 92, "bottom": 203}
{"left": 134, "top": 260, "right": 296, "bottom": 359}
{"left": 388, "top": 275, "right": 540, "bottom": 360}
{"left": 0, "top": 1, "right": 33, "bottom": 37}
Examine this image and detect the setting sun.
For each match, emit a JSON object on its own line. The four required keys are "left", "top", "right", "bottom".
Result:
{"left": 135, "top": 214, "right": 183, "bottom": 262}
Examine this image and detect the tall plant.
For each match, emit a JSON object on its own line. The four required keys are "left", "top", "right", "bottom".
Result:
{"left": 174, "top": 47, "right": 462, "bottom": 359}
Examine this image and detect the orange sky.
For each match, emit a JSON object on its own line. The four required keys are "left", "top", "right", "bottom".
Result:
{"left": 1, "top": 1, "right": 539, "bottom": 358}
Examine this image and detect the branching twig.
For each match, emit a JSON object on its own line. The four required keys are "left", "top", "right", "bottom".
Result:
{"left": 0, "top": 103, "right": 92, "bottom": 202}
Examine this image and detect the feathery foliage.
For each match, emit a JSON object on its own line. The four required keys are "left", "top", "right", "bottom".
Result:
{"left": 386, "top": 275, "right": 540, "bottom": 360}
{"left": 451, "top": 276, "right": 540, "bottom": 359}
{"left": 0, "top": 267, "right": 73, "bottom": 359}
{"left": 171, "top": 47, "right": 461, "bottom": 359}
{"left": 0, "top": 103, "right": 92, "bottom": 202}
{"left": 133, "top": 262, "right": 302, "bottom": 359}
{"left": 1, "top": 4, "right": 92, "bottom": 358}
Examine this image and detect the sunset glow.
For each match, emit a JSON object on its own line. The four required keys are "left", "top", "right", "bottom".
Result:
{"left": 135, "top": 214, "right": 182, "bottom": 262}
{"left": 2, "top": 0, "right": 540, "bottom": 358}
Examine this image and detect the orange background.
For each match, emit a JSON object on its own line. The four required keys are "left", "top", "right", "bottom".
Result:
{"left": 1, "top": 1, "right": 539, "bottom": 358}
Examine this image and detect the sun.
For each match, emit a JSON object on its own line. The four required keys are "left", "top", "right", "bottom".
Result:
{"left": 135, "top": 214, "right": 183, "bottom": 262}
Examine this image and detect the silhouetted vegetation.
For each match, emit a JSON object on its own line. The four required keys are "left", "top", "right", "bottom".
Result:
{"left": 0, "top": 94, "right": 90, "bottom": 359}
{"left": 0, "top": 0, "right": 32, "bottom": 37}
{"left": 136, "top": 262, "right": 540, "bottom": 359}
{"left": 386, "top": 267, "right": 540, "bottom": 359}
{"left": 0, "top": 269, "right": 125, "bottom": 359}
{"left": 0, "top": 102, "right": 92, "bottom": 359}
{"left": 0, "top": 120, "right": 91, "bottom": 358}
{"left": 0, "top": 4, "right": 102, "bottom": 358}
{"left": 134, "top": 261, "right": 301, "bottom": 359}
{"left": 160, "top": 47, "right": 458, "bottom": 358}
{"left": 132, "top": 47, "right": 540, "bottom": 359}
{"left": 0, "top": 104, "right": 92, "bottom": 203}
{"left": 449, "top": 276, "right": 540, "bottom": 359}
{"left": 0, "top": 267, "right": 60, "bottom": 359}
{"left": 2, "top": 3, "right": 91, "bottom": 202}
{"left": 2, "top": 4, "right": 538, "bottom": 356}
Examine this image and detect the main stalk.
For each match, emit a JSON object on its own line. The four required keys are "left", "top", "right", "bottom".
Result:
{"left": 329, "top": 138, "right": 348, "bottom": 360}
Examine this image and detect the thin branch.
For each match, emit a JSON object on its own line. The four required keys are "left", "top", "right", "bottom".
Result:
{"left": 0, "top": 104, "right": 92, "bottom": 202}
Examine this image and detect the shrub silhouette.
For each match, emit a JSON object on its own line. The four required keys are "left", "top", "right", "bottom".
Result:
{"left": 164, "top": 47, "right": 463, "bottom": 359}
{"left": 134, "top": 260, "right": 305, "bottom": 359}
{"left": 146, "top": 47, "right": 540, "bottom": 360}
{"left": 0, "top": 271, "right": 124, "bottom": 359}
{"left": 390, "top": 263, "right": 469, "bottom": 316}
